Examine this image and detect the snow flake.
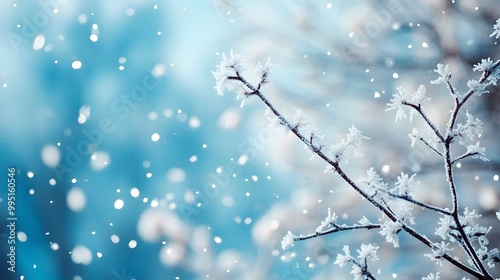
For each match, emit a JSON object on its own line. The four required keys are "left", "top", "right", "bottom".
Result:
{"left": 392, "top": 200, "right": 415, "bottom": 225}
{"left": 422, "top": 272, "right": 440, "bottom": 280}
{"left": 467, "top": 79, "right": 489, "bottom": 96}
{"left": 490, "top": 18, "right": 500, "bottom": 39}
{"left": 254, "top": 57, "right": 274, "bottom": 87}
{"left": 425, "top": 241, "right": 453, "bottom": 266}
{"left": 281, "top": 231, "right": 296, "bottom": 250}
{"left": 430, "top": 63, "right": 451, "bottom": 85}
{"left": 453, "top": 111, "right": 483, "bottom": 145}
{"left": 328, "top": 126, "right": 369, "bottom": 163}
{"left": 350, "top": 265, "right": 363, "bottom": 280}
{"left": 466, "top": 142, "right": 488, "bottom": 161}
{"left": 386, "top": 87, "right": 408, "bottom": 122}
{"left": 435, "top": 215, "right": 455, "bottom": 240}
{"left": 358, "top": 167, "right": 387, "bottom": 197}
{"left": 411, "top": 85, "right": 431, "bottom": 106}
{"left": 459, "top": 208, "right": 491, "bottom": 249}
{"left": 473, "top": 58, "right": 495, "bottom": 72}
{"left": 379, "top": 220, "right": 402, "bottom": 247}
{"left": 393, "top": 172, "right": 418, "bottom": 197}
{"left": 334, "top": 245, "right": 352, "bottom": 267}
{"left": 316, "top": 208, "right": 338, "bottom": 232}
{"left": 473, "top": 57, "right": 500, "bottom": 86}
{"left": 409, "top": 128, "right": 419, "bottom": 148}
{"left": 357, "top": 243, "right": 379, "bottom": 261}
{"left": 358, "top": 216, "right": 371, "bottom": 226}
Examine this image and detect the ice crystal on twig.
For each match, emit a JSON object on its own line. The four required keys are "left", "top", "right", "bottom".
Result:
{"left": 281, "top": 231, "right": 296, "bottom": 249}
{"left": 379, "top": 221, "right": 402, "bottom": 247}
{"left": 328, "top": 126, "right": 369, "bottom": 163}
{"left": 212, "top": 50, "right": 245, "bottom": 96}
{"left": 491, "top": 19, "right": 500, "bottom": 39}
{"left": 422, "top": 272, "right": 441, "bottom": 280}
{"left": 425, "top": 242, "right": 453, "bottom": 266}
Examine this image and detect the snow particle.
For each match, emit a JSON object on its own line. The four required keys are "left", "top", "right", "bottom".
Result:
{"left": 392, "top": 73, "right": 399, "bottom": 79}
{"left": 130, "top": 188, "right": 140, "bottom": 198}
{"left": 50, "top": 243, "right": 59, "bottom": 251}
{"left": 90, "top": 151, "right": 110, "bottom": 171}
{"left": 214, "top": 236, "right": 222, "bottom": 244}
{"left": 167, "top": 168, "right": 186, "bottom": 183}
{"left": 111, "top": 235, "right": 120, "bottom": 243}
{"left": 326, "top": 3, "right": 332, "bottom": 9}
{"left": 382, "top": 164, "right": 390, "bottom": 173}
{"left": 177, "top": 111, "right": 187, "bottom": 122}
{"left": 67, "top": 188, "right": 86, "bottom": 212}
{"left": 189, "top": 116, "right": 201, "bottom": 128}
{"left": 151, "top": 63, "right": 166, "bottom": 78}
{"left": 160, "top": 243, "right": 184, "bottom": 266}
{"left": 17, "top": 231, "right": 27, "bottom": 242}
{"left": 71, "top": 245, "right": 93, "bottom": 265}
{"left": 72, "top": 61, "right": 82, "bottom": 70}
{"left": 29, "top": 189, "right": 35, "bottom": 195}
{"left": 128, "top": 240, "right": 137, "bottom": 249}
{"left": 125, "top": 8, "right": 135, "bottom": 16}
{"left": 222, "top": 196, "right": 234, "bottom": 207}
{"left": 237, "top": 154, "right": 248, "bottom": 166}
{"left": 49, "top": 178, "right": 56, "bottom": 186}
{"left": 41, "top": 145, "right": 61, "bottom": 167}
{"left": 189, "top": 155, "right": 197, "bottom": 163}
{"left": 89, "top": 34, "right": 98, "bottom": 42}
{"left": 78, "top": 14, "right": 88, "bottom": 24}
{"left": 494, "top": 175, "right": 499, "bottom": 181}
{"left": 27, "top": 171, "right": 34, "bottom": 178}
{"left": 114, "top": 199, "right": 124, "bottom": 210}
{"left": 151, "top": 133, "right": 160, "bottom": 142}
{"left": 33, "top": 34, "right": 45, "bottom": 50}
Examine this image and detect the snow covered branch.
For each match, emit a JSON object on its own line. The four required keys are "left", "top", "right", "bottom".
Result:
{"left": 212, "top": 18, "right": 500, "bottom": 280}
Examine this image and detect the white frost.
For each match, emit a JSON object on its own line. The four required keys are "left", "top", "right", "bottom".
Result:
{"left": 281, "top": 231, "right": 295, "bottom": 250}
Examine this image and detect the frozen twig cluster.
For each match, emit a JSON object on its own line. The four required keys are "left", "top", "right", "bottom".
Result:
{"left": 213, "top": 19, "right": 500, "bottom": 280}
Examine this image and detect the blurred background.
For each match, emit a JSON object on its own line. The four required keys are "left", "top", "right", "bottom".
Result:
{"left": 0, "top": 0, "right": 499, "bottom": 279}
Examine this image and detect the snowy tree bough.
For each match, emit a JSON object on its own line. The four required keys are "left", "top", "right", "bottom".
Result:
{"left": 213, "top": 21, "right": 500, "bottom": 280}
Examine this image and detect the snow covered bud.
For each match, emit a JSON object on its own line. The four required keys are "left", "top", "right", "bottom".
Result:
{"left": 386, "top": 85, "right": 430, "bottom": 122}
{"left": 473, "top": 57, "right": 500, "bottom": 86}
{"left": 327, "top": 126, "right": 369, "bottom": 164}
{"left": 254, "top": 57, "right": 274, "bottom": 89}
{"left": 490, "top": 18, "right": 500, "bottom": 39}
{"left": 281, "top": 231, "right": 296, "bottom": 250}
{"left": 430, "top": 63, "right": 452, "bottom": 85}
{"left": 212, "top": 50, "right": 245, "bottom": 96}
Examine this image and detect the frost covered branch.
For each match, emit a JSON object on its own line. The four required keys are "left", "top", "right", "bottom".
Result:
{"left": 212, "top": 19, "right": 500, "bottom": 280}
{"left": 281, "top": 211, "right": 380, "bottom": 250}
